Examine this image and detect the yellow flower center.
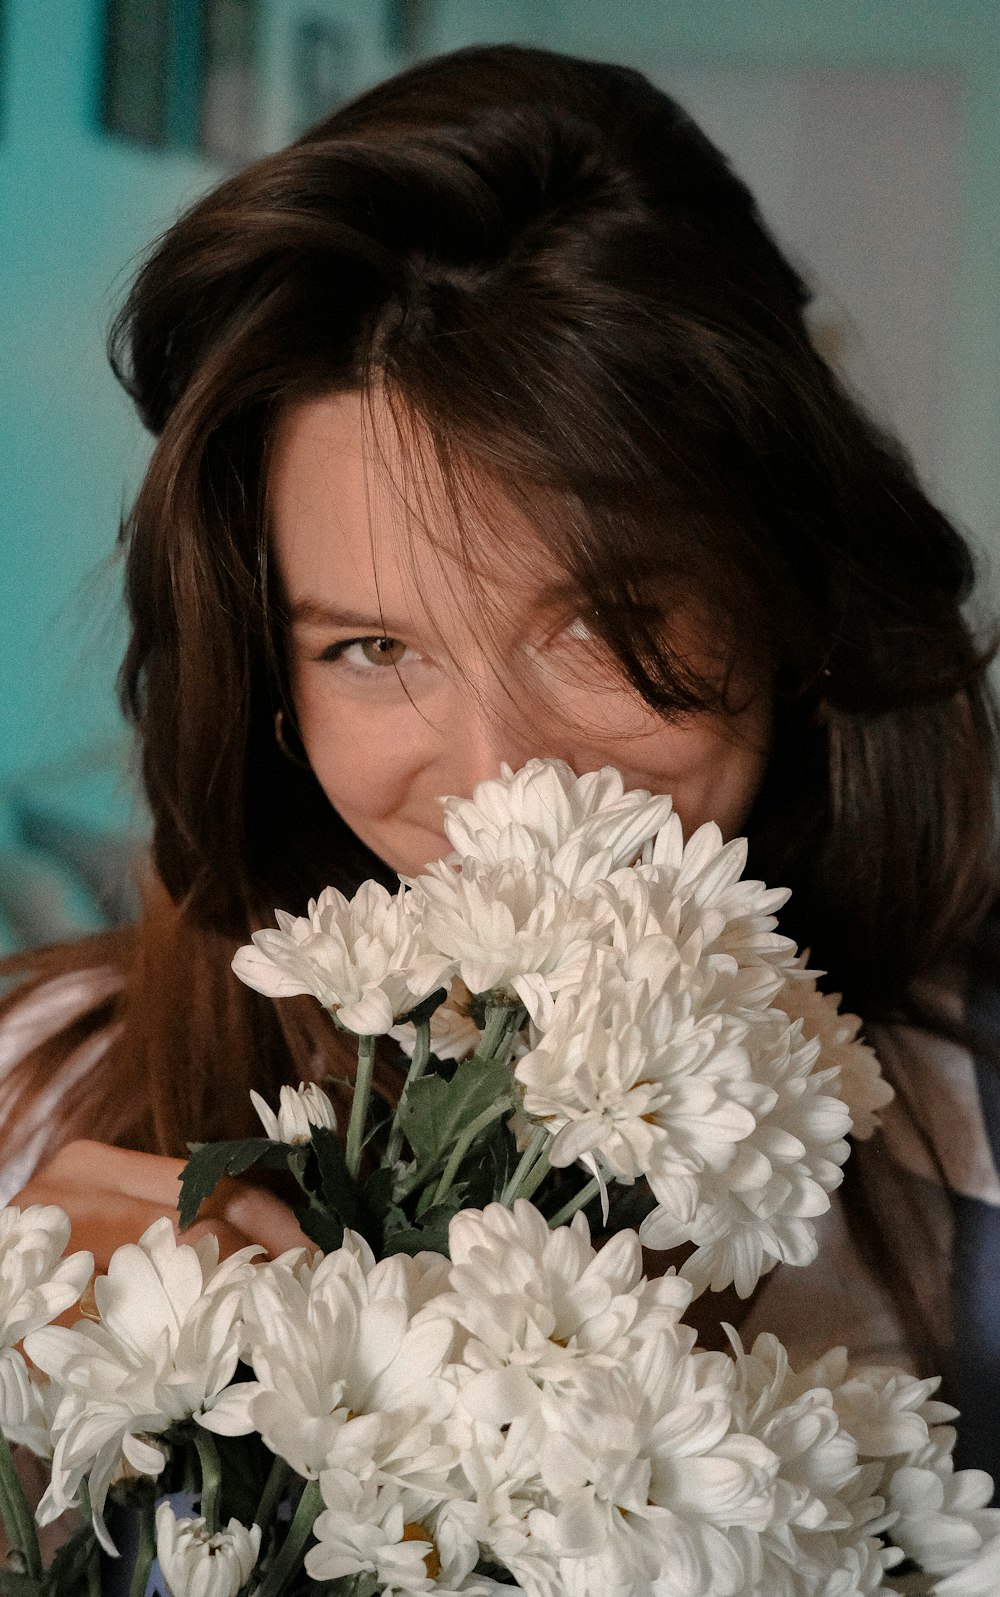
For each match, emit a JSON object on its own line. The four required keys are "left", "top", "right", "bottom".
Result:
{"left": 402, "top": 1522, "right": 441, "bottom": 1581}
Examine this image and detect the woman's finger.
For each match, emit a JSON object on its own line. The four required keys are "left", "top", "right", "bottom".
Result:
{"left": 16, "top": 1138, "right": 312, "bottom": 1266}
{"left": 181, "top": 1216, "right": 264, "bottom": 1260}
{"left": 211, "top": 1180, "right": 313, "bottom": 1258}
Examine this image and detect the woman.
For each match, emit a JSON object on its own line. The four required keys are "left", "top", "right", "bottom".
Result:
{"left": 3, "top": 44, "right": 998, "bottom": 1465}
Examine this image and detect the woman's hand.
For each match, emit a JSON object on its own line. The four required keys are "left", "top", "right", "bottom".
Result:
{"left": 14, "top": 1140, "right": 311, "bottom": 1274}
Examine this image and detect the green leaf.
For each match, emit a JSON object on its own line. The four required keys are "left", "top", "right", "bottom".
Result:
{"left": 178, "top": 1139, "right": 293, "bottom": 1230}
{"left": 287, "top": 1146, "right": 311, "bottom": 1190}
{"left": 0, "top": 1574, "right": 45, "bottom": 1596}
{"left": 309, "top": 1126, "right": 380, "bottom": 1247}
{"left": 383, "top": 1193, "right": 463, "bottom": 1257}
{"left": 363, "top": 1164, "right": 395, "bottom": 1217}
{"left": 461, "top": 1119, "right": 519, "bottom": 1208}
{"left": 397, "top": 1054, "right": 514, "bottom": 1173}
{"left": 304, "top": 1576, "right": 376, "bottom": 1597}
{"left": 295, "top": 1201, "right": 345, "bottom": 1255}
{"left": 415, "top": 1178, "right": 451, "bottom": 1218}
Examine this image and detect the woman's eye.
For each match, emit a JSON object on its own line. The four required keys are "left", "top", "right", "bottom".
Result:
{"left": 321, "top": 636, "right": 412, "bottom": 670}
{"left": 544, "top": 614, "right": 598, "bottom": 652}
{"left": 524, "top": 614, "right": 600, "bottom": 672}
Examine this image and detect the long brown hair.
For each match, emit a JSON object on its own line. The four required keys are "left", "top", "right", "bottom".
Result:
{"left": 4, "top": 45, "right": 998, "bottom": 1201}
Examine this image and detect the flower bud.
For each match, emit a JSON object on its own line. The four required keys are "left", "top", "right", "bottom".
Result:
{"left": 250, "top": 1082, "right": 337, "bottom": 1144}
{"left": 155, "top": 1502, "right": 261, "bottom": 1597}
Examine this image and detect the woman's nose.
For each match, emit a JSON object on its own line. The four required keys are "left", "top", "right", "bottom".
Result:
{"left": 424, "top": 673, "right": 591, "bottom": 798}
{"left": 442, "top": 691, "right": 542, "bottom": 793}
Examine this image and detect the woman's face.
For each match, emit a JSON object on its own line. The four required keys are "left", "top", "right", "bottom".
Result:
{"left": 271, "top": 392, "right": 772, "bottom": 876}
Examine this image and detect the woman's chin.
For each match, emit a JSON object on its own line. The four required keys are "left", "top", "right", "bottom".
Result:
{"left": 370, "top": 832, "right": 454, "bottom": 878}
{"left": 415, "top": 835, "right": 454, "bottom": 871}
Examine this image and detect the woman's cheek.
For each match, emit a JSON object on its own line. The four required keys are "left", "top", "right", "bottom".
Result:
{"left": 293, "top": 678, "right": 427, "bottom": 825}
{"left": 663, "top": 719, "right": 770, "bottom": 839}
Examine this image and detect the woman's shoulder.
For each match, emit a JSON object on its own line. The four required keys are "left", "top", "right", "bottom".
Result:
{"left": 873, "top": 986, "right": 1000, "bottom": 1208}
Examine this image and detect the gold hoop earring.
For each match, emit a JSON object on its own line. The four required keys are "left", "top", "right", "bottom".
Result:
{"left": 274, "top": 708, "right": 311, "bottom": 770}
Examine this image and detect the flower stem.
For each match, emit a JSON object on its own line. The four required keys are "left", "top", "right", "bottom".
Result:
{"left": 385, "top": 1019, "right": 432, "bottom": 1167}
{"left": 127, "top": 1496, "right": 156, "bottom": 1597}
{"left": 479, "top": 1001, "right": 527, "bottom": 1068}
{"left": 0, "top": 1426, "right": 42, "bottom": 1580}
{"left": 254, "top": 1454, "right": 292, "bottom": 1547}
{"left": 517, "top": 1148, "right": 552, "bottom": 1202}
{"left": 254, "top": 1477, "right": 322, "bottom": 1597}
{"left": 549, "top": 1175, "right": 602, "bottom": 1228}
{"left": 345, "top": 1034, "right": 377, "bottom": 1179}
{"left": 500, "top": 1126, "right": 549, "bottom": 1207}
{"left": 193, "top": 1427, "right": 222, "bottom": 1534}
{"left": 434, "top": 1099, "right": 514, "bottom": 1205}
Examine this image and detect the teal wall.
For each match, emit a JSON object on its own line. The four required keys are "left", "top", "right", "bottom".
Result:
{"left": 2, "top": 0, "right": 999, "bottom": 855}
{"left": 0, "top": 0, "right": 217, "bottom": 841}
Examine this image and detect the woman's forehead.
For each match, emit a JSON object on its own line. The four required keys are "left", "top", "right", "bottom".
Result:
{"left": 269, "top": 389, "right": 576, "bottom": 628}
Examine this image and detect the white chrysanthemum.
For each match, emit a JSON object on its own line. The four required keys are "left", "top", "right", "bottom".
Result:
{"left": 0, "top": 1203, "right": 93, "bottom": 1349}
{"left": 200, "top": 1234, "right": 456, "bottom": 1489}
{"left": 636, "top": 816, "right": 799, "bottom": 1002}
{"left": 391, "top": 979, "right": 482, "bottom": 1062}
{"left": 441, "top": 758, "right": 674, "bottom": 887}
{"left": 155, "top": 1502, "right": 261, "bottom": 1597}
{"left": 815, "top": 1361, "right": 955, "bottom": 1461}
{"left": 443, "top": 1420, "right": 561, "bottom": 1597}
{"left": 727, "top": 1337, "right": 1000, "bottom": 1595}
{"left": 640, "top": 1009, "right": 852, "bottom": 1297}
{"left": 0, "top": 1204, "right": 92, "bottom": 1466}
{"left": 515, "top": 962, "right": 767, "bottom": 1207}
{"left": 0, "top": 1352, "right": 60, "bottom": 1459}
{"left": 526, "top": 1339, "right": 778, "bottom": 1597}
{"left": 430, "top": 1202, "right": 692, "bottom": 1425}
{"left": 232, "top": 880, "right": 454, "bottom": 1034}
{"left": 881, "top": 1425, "right": 1000, "bottom": 1581}
{"left": 305, "top": 1474, "right": 521, "bottom": 1594}
{"left": 25, "top": 1218, "right": 259, "bottom": 1554}
{"left": 932, "top": 1532, "right": 1000, "bottom": 1595}
{"left": 727, "top": 1333, "right": 900, "bottom": 1596}
{"left": 888, "top": 1451, "right": 999, "bottom": 1580}
{"left": 250, "top": 1081, "right": 337, "bottom": 1143}
{"left": 772, "top": 959, "right": 893, "bottom": 1140}
{"left": 410, "top": 856, "right": 603, "bottom": 1004}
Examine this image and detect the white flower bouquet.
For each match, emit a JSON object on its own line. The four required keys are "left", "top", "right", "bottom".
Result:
{"left": 1, "top": 761, "right": 997, "bottom": 1596}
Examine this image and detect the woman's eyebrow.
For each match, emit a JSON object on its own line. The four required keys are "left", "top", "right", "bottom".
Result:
{"left": 288, "top": 598, "right": 408, "bottom": 631}
{"left": 288, "top": 582, "right": 584, "bottom": 632}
